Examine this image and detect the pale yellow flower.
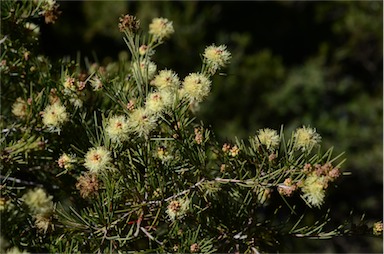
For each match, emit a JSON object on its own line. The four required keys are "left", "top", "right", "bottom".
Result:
{"left": 84, "top": 146, "right": 112, "bottom": 173}
{"left": 301, "top": 174, "right": 326, "bottom": 208}
{"left": 294, "top": 126, "right": 321, "bottom": 152}
{"left": 151, "top": 69, "right": 180, "bottom": 91}
{"left": 149, "top": 17, "right": 174, "bottom": 41}
{"left": 42, "top": 101, "right": 68, "bottom": 128}
{"left": 128, "top": 107, "right": 157, "bottom": 137}
{"left": 203, "top": 44, "right": 231, "bottom": 73}
{"left": 106, "top": 115, "right": 129, "bottom": 143}
{"left": 145, "top": 90, "right": 173, "bottom": 114}
{"left": 256, "top": 128, "right": 280, "bottom": 150}
{"left": 181, "top": 73, "right": 211, "bottom": 102}
{"left": 12, "top": 97, "right": 28, "bottom": 118}
{"left": 22, "top": 188, "right": 53, "bottom": 216}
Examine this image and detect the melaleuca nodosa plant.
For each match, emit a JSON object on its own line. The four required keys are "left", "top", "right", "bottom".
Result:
{"left": 1, "top": 2, "right": 382, "bottom": 253}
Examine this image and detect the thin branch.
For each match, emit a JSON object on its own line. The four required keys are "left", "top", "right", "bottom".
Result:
{"left": 140, "top": 227, "right": 163, "bottom": 245}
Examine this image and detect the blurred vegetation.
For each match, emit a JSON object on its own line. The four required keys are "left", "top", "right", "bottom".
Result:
{"left": 35, "top": 1, "right": 382, "bottom": 252}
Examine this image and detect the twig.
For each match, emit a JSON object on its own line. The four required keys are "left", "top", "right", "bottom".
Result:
{"left": 0, "top": 175, "right": 44, "bottom": 187}
{"left": 164, "top": 178, "right": 205, "bottom": 202}
{"left": 140, "top": 227, "right": 163, "bottom": 245}
{"left": 214, "top": 177, "right": 275, "bottom": 187}
{"left": 144, "top": 178, "right": 206, "bottom": 206}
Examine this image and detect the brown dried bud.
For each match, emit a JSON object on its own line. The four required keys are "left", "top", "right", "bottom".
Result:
{"left": 190, "top": 243, "right": 200, "bottom": 253}
{"left": 76, "top": 172, "right": 99, "bottom": 198}
{"left": 119, "top": 14, "right": 140, "bottom": 33}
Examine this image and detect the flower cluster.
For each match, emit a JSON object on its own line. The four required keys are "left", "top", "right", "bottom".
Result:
{"left": 203, "top": 44, "right": 231, "bottom": 74}
{"left": 294, "top": 126, "right": 321, "bottom": 152}
{"left": 151, "top": 69, "right": 180, "bottom": 91}
{"left": 41, "top": 101, "right": 68, "bottom": 132}
{"left": 181, "top": 73, "right": 211, "bottom": 102}
{"left": 255, "top": 128, "right": 280, "bottom": 150}
{"left": 127, "top": 107, "right": 158, "bottom": 137}
{"left": 22, "top": 188, "right": 53, "bottom": 233}
{"left": 106, "top": 115, "right": 130, "bottom": 143}
{"left": 301, "top": 174, "right": 326, "bottom": 208}
{"left": 12, "top": 97, "right": 29, "bottom": 119}
{"left": 84, "top": 146, "right": 112, "bottom": 173}
{"left": 145, "top": 90, "right": 173, "bottom": 115}
{"left": 149, "top": 18, "right": 174, "bottom": 42}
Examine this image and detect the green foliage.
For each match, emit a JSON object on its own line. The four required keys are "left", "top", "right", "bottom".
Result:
{"left": 1, "top": 1, "right": 382, "bottom": 253}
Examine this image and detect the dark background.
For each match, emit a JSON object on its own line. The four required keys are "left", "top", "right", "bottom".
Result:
{"left": 39, "top": 1, "right": 383, "bottom": 252}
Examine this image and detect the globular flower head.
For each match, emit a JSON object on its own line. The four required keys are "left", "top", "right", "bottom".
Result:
{"left": 203, "top": 44, "right": 231, "bottom": 74}
{"left": 22, "top": 188, "right": 53, "bottom": 216}
{"left": 181, "top": 73, "right": 211, "bottom": 102}
{"left": 58, "top": 153, "right": 75, "bottom": 170}
{"left": 12, "top": 97, "right": 28, "bottom": 118}
{"left": 145, "top": 90, "right": 173, "bottom": 114}
{"left": 301, "top": 174, "right": 326, "bottom": 208}
{"left": 149, "top": 17, "right": 174, "bottom": 42}
{"left": 256, "top": 128, "right": 280, "bottom": 150}
{"left": 151, "top": 69, "right": 180, "bottom": 91}
{"left": 42, "top": 101, "right": 68, "bottom": 129}
{"left": 294, "top": 126, "right": 321, "bottom": 152}
{"left": 128, "top": 107, "right": 157, "bottom": 137}
{"left": 166, "top": 197, "right": 190, "bottom": 221}
{"left": 84, "top": 146, "right": 112, "bottom": 173}
{"left": 106, "top": 115, "right": 129, "bottom": 143}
